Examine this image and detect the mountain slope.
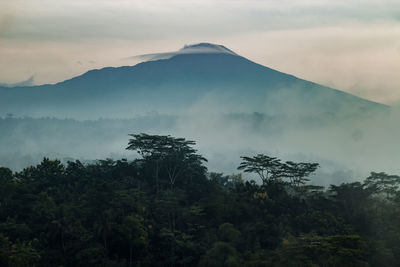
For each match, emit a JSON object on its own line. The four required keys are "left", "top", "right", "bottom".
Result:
{"left": 0, "top": 43, "right": 388, "bottom": 119}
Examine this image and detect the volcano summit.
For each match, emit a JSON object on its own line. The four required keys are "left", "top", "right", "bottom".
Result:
{"left": 0, "top": 43, "right": 387, "bottom": 119}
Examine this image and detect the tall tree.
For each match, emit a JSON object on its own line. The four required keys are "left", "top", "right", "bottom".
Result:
{"left": 127, "top": 133, "right": 207, "bottom": 189}
{"left": 237, "top": 154, "right": 282, "bottom": 184}
{"left": 282, "top": 161, "right": 319, "bottom": 187}
{"left": 363, "top": 172, "right": 400, "bottom": 198}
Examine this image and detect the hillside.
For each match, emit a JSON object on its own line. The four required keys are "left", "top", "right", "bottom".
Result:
{"left": 0, "top": 43, "right": 388, "bottom": 119}
{"left": 1, "top": 135, "right": 400, "bottom": 266}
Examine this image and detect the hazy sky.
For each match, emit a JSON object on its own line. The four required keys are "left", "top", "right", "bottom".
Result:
{"left": 1, "top": 0, "right": 400, "bottom": 104}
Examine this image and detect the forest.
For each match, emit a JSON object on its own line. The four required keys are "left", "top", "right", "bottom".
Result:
{"left": 1, "top": 133, "right": 400, "bottom": 266}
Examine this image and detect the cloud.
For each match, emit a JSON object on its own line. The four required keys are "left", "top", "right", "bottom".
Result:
{"left": 2, "top": 0, "right": 400, "bottom": 42}
{"left": 0, "top": 14, "right": 15, "bottom": 37}
{"left": 0, "top": 1, "right": 18, "bottom": 38}
{"left": 124, "top": 43, "right": 237, "bottom": 62}
{"left": 0, "top": 76, "right": 35, "bottom": 87}
{"left": 222, "top": 24, "right": 400, "bottom": 104}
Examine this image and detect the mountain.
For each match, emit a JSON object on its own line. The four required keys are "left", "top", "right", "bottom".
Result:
{"left": 0, "top": 43, "right": 388, "bottom": 119}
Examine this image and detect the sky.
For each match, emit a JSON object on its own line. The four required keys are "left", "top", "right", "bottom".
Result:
{"left": 1, "top": 0, "right": 400, "bottom": 104}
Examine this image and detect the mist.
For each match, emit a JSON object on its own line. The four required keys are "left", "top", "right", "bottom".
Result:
{"left": 0, "top": 76, "right": 35, "bottom": 87}
{"left": 1, "top": 44, "right": 398, "bottom": 187}
{"left": 1, "top": 89, "right": 399, "bottom": 187}
{"left": 172, "top": 92, "right": 400, "bottom": 185}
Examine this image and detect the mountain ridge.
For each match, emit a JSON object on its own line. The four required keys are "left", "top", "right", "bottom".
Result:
{"left": 0, "top": 43, "right": 389, "bottom": 119}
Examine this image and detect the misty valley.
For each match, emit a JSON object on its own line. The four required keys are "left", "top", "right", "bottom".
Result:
{"left": 1, "top": 43, "right": 400, "bottom": 266}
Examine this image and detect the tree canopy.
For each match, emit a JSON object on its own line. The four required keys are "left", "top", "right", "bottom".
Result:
{"left": 238, "top": 154, "right": 319, "bottom": 187}
{"left": 0, "top": 134, "right": 399, "bottom": 266}
{"left": 127, "top": 133, "right": 207, "bottom": 189}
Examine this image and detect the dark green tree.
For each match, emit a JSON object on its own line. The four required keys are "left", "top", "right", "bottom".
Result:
{"left": 118, "top": 215, "right": 148, "bottom": 267}
{"left": 237, "top": 154, "right": 282, "bottom": 184}
{"left": 364, "top": 172, "right": 400, "bottom": 198}
{"left": 282, "top": 161, "right": 319, "bottom": 187}
{"left": 127, "top": 133, "right": 207, "bottom": 189}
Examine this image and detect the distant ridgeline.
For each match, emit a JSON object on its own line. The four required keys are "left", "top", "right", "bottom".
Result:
{"left": 0, "top": 43, "right": 393, "bottom": 183}
{"left": 0, "top": 43, "right": 388, "bottom": 119}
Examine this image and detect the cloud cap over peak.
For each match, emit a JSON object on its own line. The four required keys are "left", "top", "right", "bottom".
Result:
{"left": 127, "top": 42, "right": 239, "bottom": 62}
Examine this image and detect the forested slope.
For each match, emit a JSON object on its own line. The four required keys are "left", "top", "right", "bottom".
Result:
{"left": 1, "top": 134, "right": 399, "bottom": 266}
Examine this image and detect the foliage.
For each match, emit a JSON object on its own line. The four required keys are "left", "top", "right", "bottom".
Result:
{"left": 127, "top": 133, "right": 207, "bottom": 189}
{"left": 238, "top": 154, "right": 282, "bottom": 183}
{"left": 0, "top": 134, "right": 399, "bottom": 266}
{"left": 238, "top": 154, "right": 319, "bottom": 187}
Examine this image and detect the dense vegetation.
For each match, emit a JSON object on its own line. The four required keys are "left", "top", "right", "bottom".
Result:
{"left": 1, "top": 134, "right": 400, "bottom": 266}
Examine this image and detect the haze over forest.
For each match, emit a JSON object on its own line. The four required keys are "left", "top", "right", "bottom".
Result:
{"left": 1, "top": 40, "right": 400, "bottom": 186}
{"left": 2, "top": 1, "right": 400, "bottom": 266}
{"left": 1, "top": 0, "right": 399, "bottom": 187}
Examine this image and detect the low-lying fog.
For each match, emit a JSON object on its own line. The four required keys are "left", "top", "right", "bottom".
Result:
{"left": 1, "top": 90, "right": 399, "bottom": 187}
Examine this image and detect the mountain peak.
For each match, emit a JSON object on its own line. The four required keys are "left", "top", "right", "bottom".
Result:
{"left": 129, "top": 42, "right": 238, "bottom": 62}
{"left": 179, "top": 43, "right": 238, "bottom": 55}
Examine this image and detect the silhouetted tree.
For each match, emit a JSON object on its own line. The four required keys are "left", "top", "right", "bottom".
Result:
{"left": 127, "top": 133, "right": 207, "bottom": 190}
{"left": 282, "top": 161, "right": 319, "bottom": 187}
{"left": 237, "top": 154, "right": 282, "bottom": 184}
{"left": 0, "top": 134, "right": 400, "bottom": 266}
{"left": 364, "top": 172, "right": 400, "bottom": 198}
